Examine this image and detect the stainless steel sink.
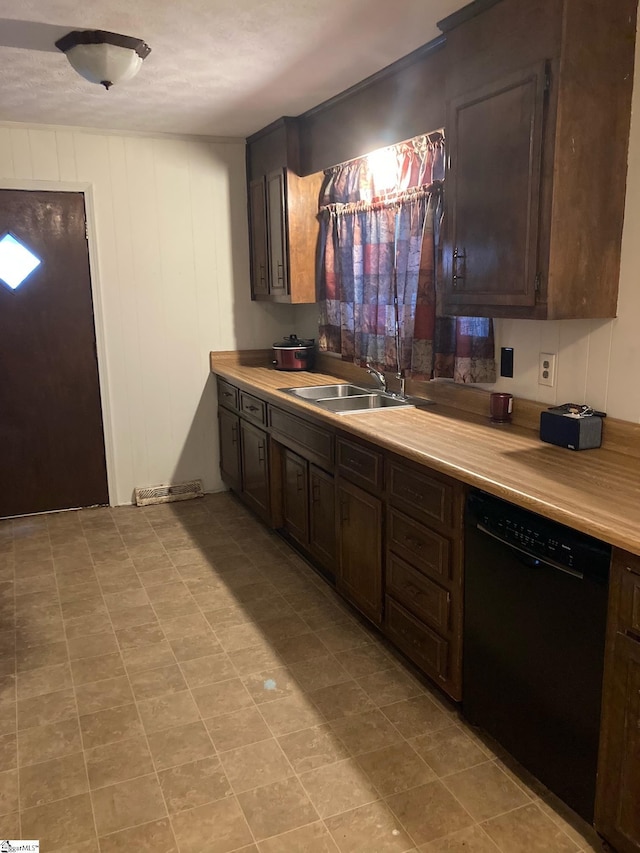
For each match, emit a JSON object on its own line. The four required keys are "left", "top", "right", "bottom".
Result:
{"left": 316, "top": 394, "right": 412, "bottom": 413}
{"left": 281, "top": 384, "right": 371, "bottom": 401}
{"left": 279, "top": 383, "right": 414, "bottom": 413}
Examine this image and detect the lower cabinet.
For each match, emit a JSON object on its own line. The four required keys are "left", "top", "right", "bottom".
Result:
{"left": 280, "top": 446, "right": 336, "bottom": 578}
{"left": 596, "top": 550, "right": 640, "bottom": 853}
{"left": 337, "top": 478, "right": 383, "bottom": 625}
{"left": 239, "top": 420, "right": 270, "bottom": 523}
{"left": 309, "top": 465, "right": 336, "bottom": 573}
{"left": 384, "top": 456, "right": 465, "bottom": 701}
{"left": 282, "top": 447, "right": 309, "bottom": 545}
{"left": 218, "top": 406, "right": 241, "bottom": 493}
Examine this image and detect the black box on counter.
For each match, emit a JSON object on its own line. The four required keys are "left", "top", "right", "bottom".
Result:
{"left": 539, "top": 404, "right": 604, "bottom": 451}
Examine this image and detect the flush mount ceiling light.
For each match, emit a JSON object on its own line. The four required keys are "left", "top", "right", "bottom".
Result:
{"left": 54, "top": 30, "right": 151, "bottom": 90}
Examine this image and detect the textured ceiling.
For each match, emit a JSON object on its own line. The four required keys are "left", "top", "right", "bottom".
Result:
{"left": 0, "top": 0, "right": 463, "bottom": 138}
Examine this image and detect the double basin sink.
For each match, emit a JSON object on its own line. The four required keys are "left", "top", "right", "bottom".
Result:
{"left": 280, "top": 383, "right": 415, "bottom": 414}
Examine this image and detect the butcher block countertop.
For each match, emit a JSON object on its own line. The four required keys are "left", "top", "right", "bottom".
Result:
{"left": 211, "top": 351, "right": 640, "bottom": 557}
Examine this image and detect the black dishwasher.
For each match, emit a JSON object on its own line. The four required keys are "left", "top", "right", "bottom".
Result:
{"left": 463, "top": 490, "right": 610, "bottom": 821}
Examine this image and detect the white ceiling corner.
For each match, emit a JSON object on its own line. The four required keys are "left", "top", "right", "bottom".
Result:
{"left": 0, "top": 0, "right": 463, "bottom": 138}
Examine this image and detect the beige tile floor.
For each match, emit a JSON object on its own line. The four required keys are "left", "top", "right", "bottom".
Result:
{"left": 0, "top": 492, "right": 609, "bottom": 852}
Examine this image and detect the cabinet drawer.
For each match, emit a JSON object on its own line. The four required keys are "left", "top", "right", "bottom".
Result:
{"left": 388, "top": 461, "right": 454, "bottom": 530}
{"left": 217, "top": 379, "right": 239, "bottom": 411}
{"left": 385, "top": 596, "right": 449, "bottom": 681}
{"left": 619, "top": 559, "right": 640, "bottom": 643}
{"left": 269, "top": 407, "right": 334, "bottom": 470}
{"left": 239, "top": 391, "right": 267, "bottom": 425}
{"left": 387, "top": 554, "right": 450, "bottom": 634}
{"left": 388, "top": 509, "right": 450, "bottom": 582}
{"left": 337, "top": 437, "right": 383, "bottom": 493}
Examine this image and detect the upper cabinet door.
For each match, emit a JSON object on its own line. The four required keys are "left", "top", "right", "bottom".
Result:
{"left": 266, "top": 169, "right": 289, "bottom": 298}
{"left": 249, "top": 178, "right": 269, "bottom": 298}
{"left": 443, "top": 62, "right": 547, "bottom": 314}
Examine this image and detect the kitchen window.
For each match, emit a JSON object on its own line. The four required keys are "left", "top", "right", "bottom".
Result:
{"left": 317, "top": 134, "right": 495, "bottom": 384}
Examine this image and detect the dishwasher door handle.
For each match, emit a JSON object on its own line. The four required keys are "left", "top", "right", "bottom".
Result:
{"left": 475, "top": 522, "right": 585, "bottom": 580}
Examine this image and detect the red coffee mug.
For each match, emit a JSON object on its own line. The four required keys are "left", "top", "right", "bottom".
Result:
{"left": 490, "top": 392, "right": 513, "bottom": 423}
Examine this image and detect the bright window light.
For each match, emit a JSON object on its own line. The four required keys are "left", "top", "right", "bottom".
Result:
{"left": 367, "top": 147, "right": 398, "bottom": 191}
{"left": 0, "top": 233, "right": 42, "bottom": 290}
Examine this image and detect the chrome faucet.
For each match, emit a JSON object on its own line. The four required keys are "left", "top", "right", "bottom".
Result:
{"left": 365, "top": 363, "right": 387, "bottom": 393}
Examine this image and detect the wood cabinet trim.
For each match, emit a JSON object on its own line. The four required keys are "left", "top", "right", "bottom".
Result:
{"left": 239, "top": 390, "right": 267, "bottom": 426}
{"left": 269, "top": 406, "right": 334, "bottom": 471}
{"left": 337, "top": 436, "right": 384, "bottom": 494}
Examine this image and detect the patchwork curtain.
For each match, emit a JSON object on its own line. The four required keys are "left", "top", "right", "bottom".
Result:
{"left": 318, "top": 137, "right": 496, "bottom": 383}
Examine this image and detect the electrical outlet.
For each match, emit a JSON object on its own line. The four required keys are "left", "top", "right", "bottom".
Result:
{"left": 538, "top": 352, "right": 557, "bottom": 387}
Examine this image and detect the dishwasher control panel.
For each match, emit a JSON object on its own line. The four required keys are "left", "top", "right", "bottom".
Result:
{"left": 468, "top": 491, "right": 611, "bottom": 579}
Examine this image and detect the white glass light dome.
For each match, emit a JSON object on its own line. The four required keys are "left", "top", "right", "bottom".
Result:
{"left": 55, "top": 30, "right": 151, "bottom": 89}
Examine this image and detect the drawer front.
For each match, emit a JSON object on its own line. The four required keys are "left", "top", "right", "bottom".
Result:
{"left": 388, "top": 462, "right": 454, "bottom": 529}
{"left": 385, "top": 596, "right": 449, "bottom": 681}
{"left": 239, "top": 391, "right": 267, "bottom": 425}
{"left": 217, "top": 378, "right": 239, "bottom": 411}
{"left": 337, "top": 437, "right": 383, "bottom": 493}
{"left": 619, "top": 559, "right": 640, "bottom": 642}
{"left": 269, "top": 407, "right": 334, "bottom": 470}
{"left": 388, "top": 509, "right": 450, "bottom": 581}
{"left": 387, "top": 554, "right": 450, "bottom": 634}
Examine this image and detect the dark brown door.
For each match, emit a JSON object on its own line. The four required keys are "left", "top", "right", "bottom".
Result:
{"left": 240, "top": 420, "right": 270, "bottom": 522}
{"left": 309, "top": 465, "right": 336, "bottom": 576}
{"left": 249, "top": 178, "right": 269, "bottom": 298}
{"left": 337, "top": 479, "right": 383, "bottom": 625}
{"left": 443, "top": 62, "right": 547, "bottom": 313}
{"left": 0, "top": 190, "right": 108, "bottom": 517}
{"left": 218, "top": 407, "right": 241, "bottom": 492}
{"left": 266, "top": 169, "right": 288, "bottom": 298}
{"left": 596, "top": 632, "right": 640, "bottom": 852}
{"left": 282, "top": 448, "right": 308, "bottom": 545}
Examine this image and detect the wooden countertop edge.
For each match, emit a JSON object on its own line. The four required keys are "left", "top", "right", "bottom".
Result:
{"left": 210, "top": 351, "right": 640, "bottom": 556}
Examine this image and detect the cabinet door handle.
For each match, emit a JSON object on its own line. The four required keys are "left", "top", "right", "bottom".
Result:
{"left": 452, "top": 247, "right": 466, "bottom": 287}
{"left": 258, "top": 442, "right": 265, "bottom": 464}
{"left": 231, "top": 425, "right": 238, "bottom": 445}
{"left": 311, "top": 482, "right": 320, "bottom": 503}
{"left": 404, "top": 534, "right": 424, "bottom": 550}
{"left": 259, "top": 263, "right": 266, "bottom": 284}
{"left": 340, "top": 498, "right": 350, "bottom": 523}
{"left": 296, "top": 470, "right": 304, "bottom": 493}
{"left": 277, "top": 262, "right": 284, "bottom": 283}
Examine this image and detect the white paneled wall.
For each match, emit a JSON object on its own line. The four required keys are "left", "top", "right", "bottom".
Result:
{"left": 478, "top": 24, "right": 640, "bottom": 421}
{"left": 0, "top": 124, "right": 299, "bottom": 504}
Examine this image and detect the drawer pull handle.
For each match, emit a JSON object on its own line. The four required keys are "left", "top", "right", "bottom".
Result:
{"left": 259, "top": 263, "right": 266, "bottom": 284}
{"left": 340, "top": 498, "right": 350, "bottom": 523}
{"left": 404, "top": 534, "right": 424, "bottom": 550}
{"left": 246, "top": 404, "right": 259, "bottom": 413}
{"left": 400, "top": 486, "right": 423, "bottom": 501}
{"left": 277, "top": 262, "right": 284, "bottom": 283}
{"left": 223, "top": 391, "right": 233, "bottom": 398}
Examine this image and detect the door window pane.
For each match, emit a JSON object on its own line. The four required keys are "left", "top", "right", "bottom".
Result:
{"left": 0, "top": 233, "right": 41, "bottom": 290}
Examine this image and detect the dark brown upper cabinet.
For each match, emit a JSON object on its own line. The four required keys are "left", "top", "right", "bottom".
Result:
{"left": 443, "top": 63, "right": 546, "bottom": 313}
{"left": 440, "top": 0, "right": 637, "bottom": 320}
{"left": 246, "top": 117, "right": 323, "bottom": 304}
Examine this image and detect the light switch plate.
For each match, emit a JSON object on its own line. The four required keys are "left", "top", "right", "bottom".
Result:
{"left": 538, "top": 352, "right": 557, "bottom": 387}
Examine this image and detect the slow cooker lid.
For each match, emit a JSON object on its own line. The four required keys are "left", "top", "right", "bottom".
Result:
{"left": 273, "top": 334, "right": 315, "bottom": 349}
